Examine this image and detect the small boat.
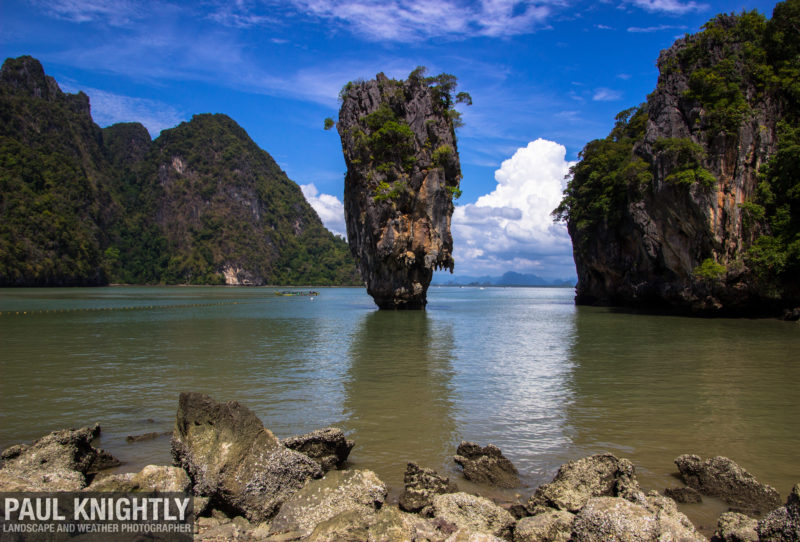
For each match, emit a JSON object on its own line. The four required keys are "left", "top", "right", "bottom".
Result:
{"left": 275, "top": 290, "right": 320, "bottom": 297}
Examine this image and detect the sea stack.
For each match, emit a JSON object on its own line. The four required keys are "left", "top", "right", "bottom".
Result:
{"left": 337, "top": 69, "right": 466, "bottom": 309}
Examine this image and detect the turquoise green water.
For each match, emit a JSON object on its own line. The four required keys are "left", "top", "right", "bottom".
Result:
{"left": 1, "top": 286, "right": 798, "bottom": 529}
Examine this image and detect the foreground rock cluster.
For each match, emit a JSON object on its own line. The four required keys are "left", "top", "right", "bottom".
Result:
{"left": 1, "top": 393, "right": 797, "bottom": 541}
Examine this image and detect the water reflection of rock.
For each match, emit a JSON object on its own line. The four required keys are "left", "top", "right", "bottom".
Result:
{"left": 342, "top": 310, "right": 457, "bottom": 489}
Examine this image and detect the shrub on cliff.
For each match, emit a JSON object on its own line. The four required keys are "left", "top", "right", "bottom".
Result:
{"left": 552, "top": 106, "right": 650, "bottom": 236}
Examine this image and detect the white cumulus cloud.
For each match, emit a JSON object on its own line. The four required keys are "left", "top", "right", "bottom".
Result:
{"left": 301, "top": 184, "right": 347, "bottom": 238}
{"left": 451, "top": 138, "right": 576, "bottom": 278}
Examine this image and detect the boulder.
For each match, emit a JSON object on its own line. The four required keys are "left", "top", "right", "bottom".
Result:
{"left": 711, "top": 511, "right": 758, "bottom": 542}
{"left": 675, "top": 454, "right": 781, "bottom": 515}
{"left": 282, "top": 427, "right": 354, "bottom": 471}
{"left": 269, "top": 469, "right": 387, "bottom": 537}
{"left": 432, "top": 492, "right": 516, "bottom": 540}
{"left": 171, "top": 392, "right": 322, "bottom": 522}
{"left": 0, "top": 424, "right": 119, "bottom": 491}
{"left": 527, "top": 454, "right": 644, "bottom": 513}
{"left": 644, "top": 490, "right": 706, "bottom": 539}
{"left": 444, "top": 530, "right": 506, "bottom": 542}
{"left": 757, "top": 483, "right": 800, "bottom": 541}
{"left": 126, "top": 431, "right": 171, "bottom": 443}
{"left": 399, "top": 462, "right": 458, "bottom": 514}
{"left": 87, "top": 465, "right": 190, "bottom": 493}
{"left": 453, "top": 442, "right": 520, "bottom": 488}
{"left": 664, "top": 486, "right": 703, "bottom": 503}
{"left": 572, "top": 496, "right": 705, "bottom": 542}
{"left": 305, "top": 506, "right": 446, "bottom": 542}
{"left": 514, "top": 509, "right": 574, "bottom": 542}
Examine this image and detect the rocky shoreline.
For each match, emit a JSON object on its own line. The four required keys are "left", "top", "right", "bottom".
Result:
{"left": 1, "top": 392, "right": 797, "bottom": 541}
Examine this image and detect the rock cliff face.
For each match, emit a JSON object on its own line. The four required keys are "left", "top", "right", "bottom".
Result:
{"left": 0, "top": 56, "right": 116, "bottom": 285}
{"left": 558, "top": 6, "right": 800, "bottom": 315}
{"left": 337, "top": 71, "right": 464, "bottom": 309}
{"left": 0, "top": 55, "right": 359, "bottom": 286}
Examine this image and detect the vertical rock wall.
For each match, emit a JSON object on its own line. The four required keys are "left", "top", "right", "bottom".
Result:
{"left": 337, "top": 72, "right": 461, "bottom": 309}
{"left": 565, "top": 12, "right": 798, "bottom": 315}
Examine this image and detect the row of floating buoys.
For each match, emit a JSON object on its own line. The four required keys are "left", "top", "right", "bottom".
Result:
{"left": 0, "top": 300, "right": 253, "bottom": 317}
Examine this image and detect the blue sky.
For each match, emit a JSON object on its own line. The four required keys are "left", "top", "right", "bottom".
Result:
{"left": 1, "top": 0, "right": 780, "bottom": 280}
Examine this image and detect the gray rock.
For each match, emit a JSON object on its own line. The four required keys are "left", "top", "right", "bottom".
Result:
{"left": 194, "top": 496, "right": 211, "bottom": 517}
{"left": 196, "top": 522, "right": 239, "bottom": 541}
{"left": 0, "top": 424, "right": 119, "bottom": 491}
{"left": 126, "top": 431, "right": 171, "bottom": 443}
{"left": 711, "top": 511, "right": 758, "bottom": 542}
{"left": 514, "top": 509, "right": 574, "bottom": 542}
{"left": 508, "top": 504, "right": 530, "bottom": 520}
{"left": 444, "top": 530, "right": 506, "bottom": 542}
{"left": 757, "top": 483, "right": 800, "bottom": 541}
{"left": 304, "top": 506, "right": 445, "bottom": 542}
{"left": 281, "top": 427, "right": 354, "bottom": 471}
{"left": 171, "top": 392, "right": 322, "bottom": 522}
{"left": 665, "top": 486, "right": 703, "bottom": 503}
{"left": 644, "top": 490, "right": 707, "bottom": 540}
{"left": 269, "top": 469, "right": 387, "bottom": 537}
{"left": 432, "top": 492, "right": 516, "bottom": 540}
{"left": 528, "top": 453, "right": 645, "bottom": 513}
{"left": 572, "top": 496, "right": 705, "bottom": 542}
{"left": 87, "top": 464, "right": 190, "bottom": 492}
{"left": 399, "top": 461, "right": 457, "bottom": 513}
{"left": 674, "top": 454, "right": 781, "bottom": 515}
{"left": 454, "top": 442, "right": 520, "bottom": 488}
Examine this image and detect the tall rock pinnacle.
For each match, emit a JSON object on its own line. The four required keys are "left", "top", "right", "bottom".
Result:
{"left": 337, "top": 69, "right": 468, "bottom": 309}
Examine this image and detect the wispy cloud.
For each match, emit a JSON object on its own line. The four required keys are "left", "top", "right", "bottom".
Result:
{"left": 592, "top": 87, "right": 622, "bottom": 101}
{"left": 627, "top": 23, "right": 688, "bottom": 32}
{"left": 595, "top": 24, "right": 614, "bottom": 30}
{"left": 286, "top": 0, "right": 557, "bottom": 41}
{"left": 33, "top": 0, "right": 142, "bottom": 25}
{"left": 61, "top": 83, "right": 185, "bottom": 136}
{"left": 206, "top": 0, "right": 280, "bottom": 28}
{"left": 629, "top": 0, "right": 707, "bottom": 15}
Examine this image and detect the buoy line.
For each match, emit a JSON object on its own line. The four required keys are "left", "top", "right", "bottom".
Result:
{"left": 0, "top": 300, "right": 258, "bottom": 317}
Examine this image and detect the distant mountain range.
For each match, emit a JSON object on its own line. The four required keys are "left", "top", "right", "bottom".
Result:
{"left": 432, "top": 271, "right": 575, "bottom": 287}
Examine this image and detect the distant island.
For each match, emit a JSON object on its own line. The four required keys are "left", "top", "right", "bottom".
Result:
{"left": 432, "top": 271, "right": 576, "bottom": 288}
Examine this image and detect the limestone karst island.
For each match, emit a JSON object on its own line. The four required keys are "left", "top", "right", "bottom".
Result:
{"left": 1, "top": 0, "right": 799, "bottom": 541}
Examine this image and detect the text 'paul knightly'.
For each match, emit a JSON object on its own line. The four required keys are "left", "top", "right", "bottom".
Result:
{"left": 3, "top": 497, "right": 191, "bottom": 521}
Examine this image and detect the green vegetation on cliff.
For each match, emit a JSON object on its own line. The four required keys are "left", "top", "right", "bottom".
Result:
{"left": 552, "top": 106, "right": 650, "bottom": 235}
{"left": 664, "top": 2, "right": 800, "bottom": 282}
{"left": 0, "top": 56, "right": 359, "bottom": 286}
{"left": 0, "top": 56, "right": 113, "bottom": 285}
{"left": 554, "top": 0, "right": 800, "bottom": 307}
{"left": 337, "top": 67, "right": 470, "bottom": 205}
